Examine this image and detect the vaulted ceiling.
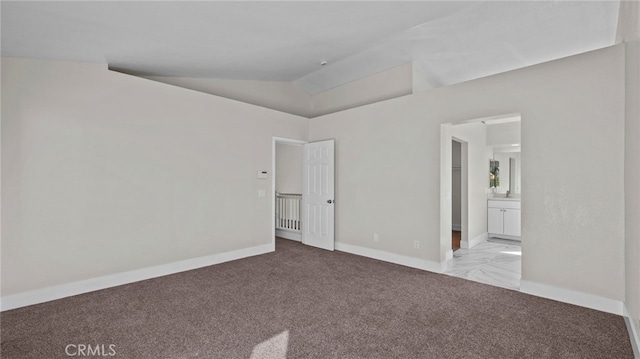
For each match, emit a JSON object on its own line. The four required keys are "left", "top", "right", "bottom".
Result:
{"left": 1, "top": 1, "right": 621, "bottom": 95}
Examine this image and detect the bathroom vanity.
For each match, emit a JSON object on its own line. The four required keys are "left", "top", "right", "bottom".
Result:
{"left": 487, "top": 199, "right": 521, "bottom": 240}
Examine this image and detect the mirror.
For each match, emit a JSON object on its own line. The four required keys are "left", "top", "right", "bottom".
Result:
{"left": 485, "top": 116, "right": 521, "bottom": 196}
{"left": 491, "top": 151, "right": 520, "bottom": 195}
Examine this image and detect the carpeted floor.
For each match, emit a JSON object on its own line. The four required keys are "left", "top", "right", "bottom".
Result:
{"left": 1, "top": 238, "right": 634, "bottom": 358}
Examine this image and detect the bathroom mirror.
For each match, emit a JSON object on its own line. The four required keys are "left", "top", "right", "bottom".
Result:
{"left": 492, "top": 151, "right": 520, "bottom": 195}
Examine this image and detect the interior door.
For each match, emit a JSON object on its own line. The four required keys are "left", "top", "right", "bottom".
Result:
{"left": 301, "top": 139, "right": 335, "bottom": 251}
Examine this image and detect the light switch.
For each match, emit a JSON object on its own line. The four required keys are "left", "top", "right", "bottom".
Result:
{"left": 258, "top": 189, "right": 266, "bottom": 197}
{"left": 257, "top": 171, "right": 268, "bottom": 179}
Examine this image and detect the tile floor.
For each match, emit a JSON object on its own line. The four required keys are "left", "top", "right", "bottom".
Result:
{"left": 443, "top": 238, "right": 522, "bottom": 291}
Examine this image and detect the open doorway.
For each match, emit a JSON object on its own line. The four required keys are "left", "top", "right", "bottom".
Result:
{"left": 451, "top": 138, "right": 464, "bottom": 252}
{"left": 271, "top": 137, "right": 336, "bottom": 252}
{"left": 441, "top": 114, "right": 522, "bottom": 291}
{"left": 272, "top": 138, "right": 306, "bottom": 250}
{"left": 273, "top": 138, "right": 305, "bottom": 243}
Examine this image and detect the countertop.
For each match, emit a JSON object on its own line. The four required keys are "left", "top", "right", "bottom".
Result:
{"left": 488, "top": 196, "right": 521, "bottom": 202}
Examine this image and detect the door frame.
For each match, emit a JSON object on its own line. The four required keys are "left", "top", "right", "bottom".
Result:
{"left": 272, "top": 137, "right": 308, "bottom": 251}
{"left": 451, "top": 137, "right": 468, "bottom": 255}
{"left": 440, "top": 113, "right": 522, "bottom": 262}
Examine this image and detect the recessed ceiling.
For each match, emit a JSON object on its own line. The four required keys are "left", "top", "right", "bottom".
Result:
{"left": 1, "top": 1, "right": 620, "bottom": 95}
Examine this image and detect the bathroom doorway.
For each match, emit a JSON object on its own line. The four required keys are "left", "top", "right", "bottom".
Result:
{"left": 441, "top": 114, "right": 523, "bottom": 291}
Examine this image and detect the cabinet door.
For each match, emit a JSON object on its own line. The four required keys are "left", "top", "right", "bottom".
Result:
{"left": 488, "top": 208, "right": 504, "bottom": 234}
{"left": 503, "top": 209, "right": 521, "bottom": 236}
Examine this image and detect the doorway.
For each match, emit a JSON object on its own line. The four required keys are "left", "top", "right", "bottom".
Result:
{"left": 452, "top": 138, "right": 464, "bottom": 251}
{"left": 272, "top": 137, "right": 336, "bottom": 252}
{"left": 272, "top": 137, "right": 306, "bottom": 251}
{"left": 273, "top": 138, "right": 305, "bottom": 244}
{"left": 441, "top": 114, "right": 523, "bottom": 291}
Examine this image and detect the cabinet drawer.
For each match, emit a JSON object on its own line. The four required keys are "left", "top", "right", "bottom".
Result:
{"left": 488, "top": 200, "right": 521, "bottom": 209}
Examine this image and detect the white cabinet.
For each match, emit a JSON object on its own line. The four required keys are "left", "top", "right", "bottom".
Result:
{"left": 488, "top": 200, "right": 521, "bottom": 240}
{"left": 502, "top": 208, "right": 521, "bottom": 237}
{"left": 488, "top": 207, "right": 505, "bottom": 234}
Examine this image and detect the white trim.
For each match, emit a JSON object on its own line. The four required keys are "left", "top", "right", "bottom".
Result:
{"left": 335, "top": 242, "right": 445, "bottom": 273}
{"left": 520, "top": 280, "right": 623, "bottom": 315}
{"left": 1, "top": 243, "right": 273, "bottom": 312}
{"left": 275, "top": 229, "right": 302, "bottom": 241}
{"left": 272, "top": 137, "right": 308, "bottom": 145}
{"left": 488, "top": 233, "right": 521, "bottom": 241}
{"left": 452, "top": 224, "right": 461, "bottom": 231}
{"left": 445, "top": 249, "right": 454, "bottom": 261}
{"left": 623, "top": 304, "right": 640, "bottom": 358}
{"left": 461, "top": 232, "right": 487, "bottom": 249}
{"left": 456, "top": 113, "right": 521, "bottom": 126}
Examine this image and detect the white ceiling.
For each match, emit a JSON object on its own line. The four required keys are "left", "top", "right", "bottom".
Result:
{"left": 1, "top": 1, "right": 621, "bottom": 95}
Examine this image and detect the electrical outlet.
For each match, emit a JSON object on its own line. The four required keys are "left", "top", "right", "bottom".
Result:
{"left": 414, "top": 240, "right": 420, "bottom": 249}
{"left": 373, "top": 233, "right": 379, "bottom": 242}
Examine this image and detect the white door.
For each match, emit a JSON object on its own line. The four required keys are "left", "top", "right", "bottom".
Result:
{"left": 301, "top": 140, "right": 335, "bottom": 251}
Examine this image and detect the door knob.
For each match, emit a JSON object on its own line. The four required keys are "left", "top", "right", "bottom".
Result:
{"left": 327, "top": 199, "right": 333, "bottom": 204}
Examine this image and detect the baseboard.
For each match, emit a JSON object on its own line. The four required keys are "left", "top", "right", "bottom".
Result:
{"left": 461, "top": 232, "right": 487, "bottom": 249}
{"left": 275, "top": 229, "right": 301, "bottom": 241}
{"left": 623, "top": 304, "right": 640, "bottom": 358}
{"left": 452, "top": 224, "right": 461, "bottom": 231}
{"left": 335, "top": 242, "right": 445, "bottom": 273}
{"left": 520, "top": 280, "right": 623, "bottom": 315}
{"left": 0, "top": 243, "right": 273, "bottom": 312}
{"left": 488, "top": 233, "right": 521, "bottom": 241}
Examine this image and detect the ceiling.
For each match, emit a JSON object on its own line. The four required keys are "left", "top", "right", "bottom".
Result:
{"left": 1, "top": 1, "right": 621, "bottom": 95}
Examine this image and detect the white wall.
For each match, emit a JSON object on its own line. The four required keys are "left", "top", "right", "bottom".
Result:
{"left": 487, "top": 121, "right": 521, "bottom": 146}
{"left": 309, "top": 45, "right": 625, "bottom": 302}
{"left": 450, "top": 123, "right": 491, "bottom": 245}
{"left": 619, "top": 0, "right": 640, "bottom": 348}
{"left": 142, "top": 76, "right": 314, "bottom": 118}
{"left": 275, "top": 143, "right": 303, "bottom": 194}
{"left": 311, "top": 63, "right": 413, "bottom": 117}
{"left": 625, "top": 37, "right": 640, "bottom": 352}
{"left": 1, "top": 57, "right": 309, "bottom": 296}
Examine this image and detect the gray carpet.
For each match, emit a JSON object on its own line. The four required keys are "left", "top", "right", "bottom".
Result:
{"left": 1, "top": 238, "right": 634, "bottom": 358}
